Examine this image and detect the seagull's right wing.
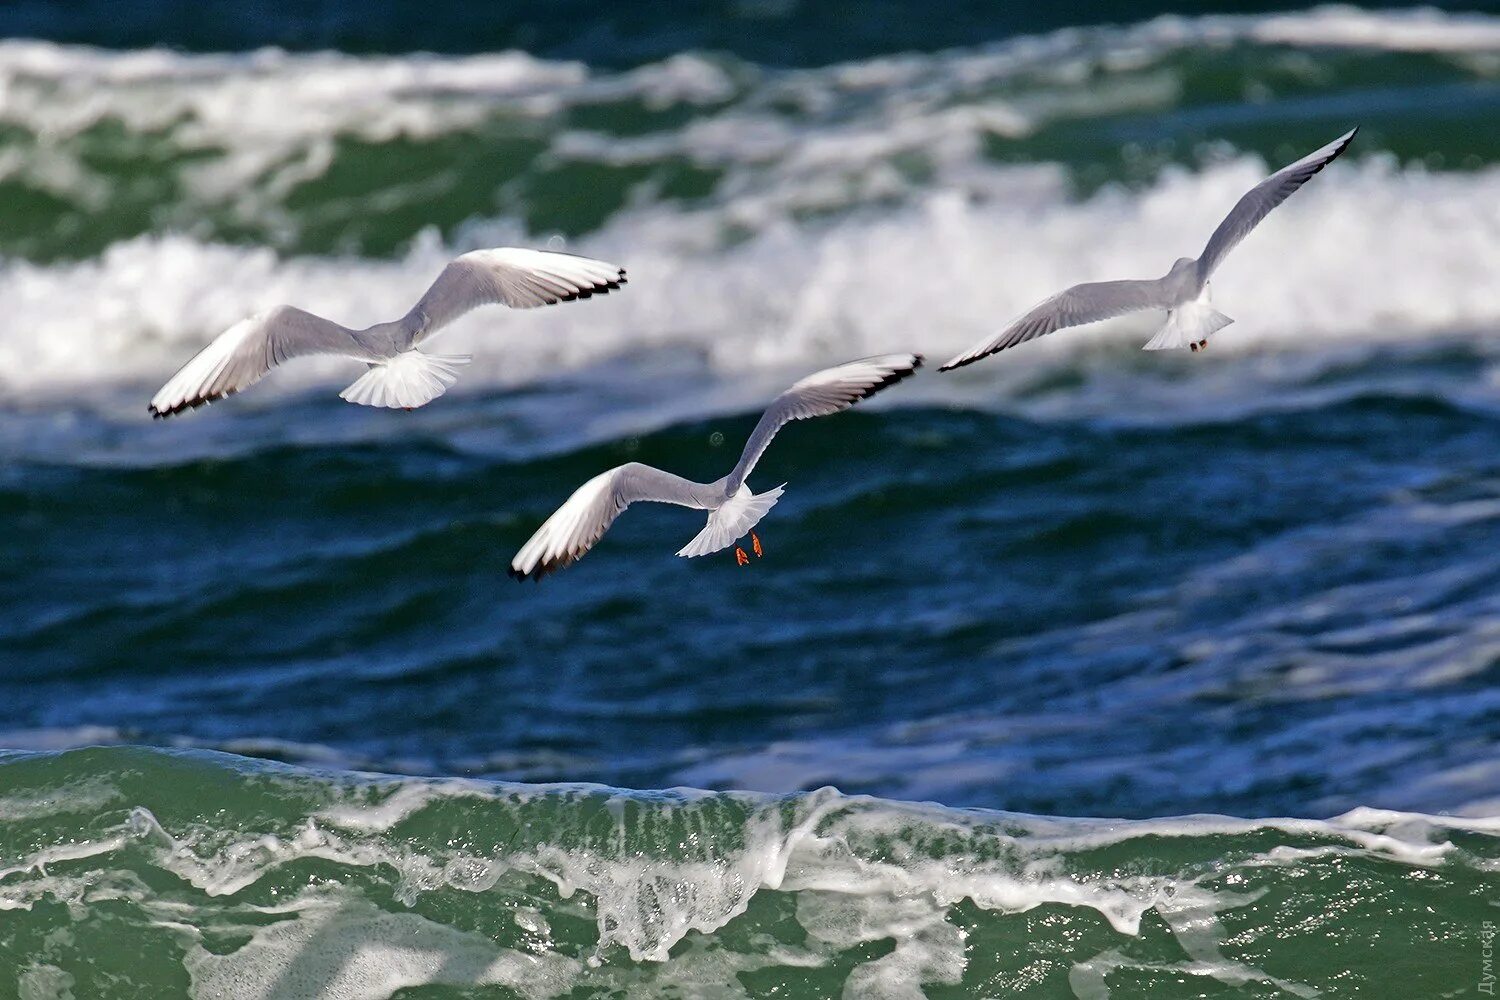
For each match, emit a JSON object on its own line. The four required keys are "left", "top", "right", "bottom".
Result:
{"left": 724, "top": 354, "right": 923, "bottom": 494}
{"left": 407, "top": 248, "right": 626, "bottom": 345}
{"left": 1196, "top": 127, "right": 1357, "bottom": 281}
{"left": 938, "top": 279, "right": 1171, "bottom": 371}
{"left": 149, "top": 306, "right": 357, "bottom": 418}
{"left": 509, "top": 463, "right": 707, "bottom": 580}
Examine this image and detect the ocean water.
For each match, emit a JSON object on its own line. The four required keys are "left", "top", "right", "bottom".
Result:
{"left": 1, "top": 3, "right": 1499, "bottom": 997}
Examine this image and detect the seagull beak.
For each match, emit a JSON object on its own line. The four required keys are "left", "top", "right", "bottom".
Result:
{"left": 735, "top": 547, "right": 750, "bottom": 566}
{"left": 751, "top": 532, "right": 763, "bottom": 558}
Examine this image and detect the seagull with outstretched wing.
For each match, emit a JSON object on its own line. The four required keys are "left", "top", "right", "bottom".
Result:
{"left": 509, "top": 354, "right": 923, "bottom": 580}
{"left": 149, "top": 248, "right": 626, "bottom": 417}
{"left": 939, "top": 128, "right": 1357, "bottom": 370}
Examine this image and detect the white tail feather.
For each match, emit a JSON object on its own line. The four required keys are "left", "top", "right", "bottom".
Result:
{"left": 676, "top": 485, "right": 785, "bottom": 558}
{"left": 1144, "top": 298, "right": 1234, "bottom": 351}
{"left": 339, "top": 352, "right": 472, "bottom": 409}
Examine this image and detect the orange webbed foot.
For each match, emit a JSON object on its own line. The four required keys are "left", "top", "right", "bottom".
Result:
{"left": 751, "top": 532, "right": 763, "bottom": 558}
{"left": 735, "top": 547, "right": 750, "bottom": 566}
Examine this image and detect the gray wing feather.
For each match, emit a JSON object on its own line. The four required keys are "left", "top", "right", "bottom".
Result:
{"left": 938, "top": 279, "right": 1171, "bottom": 371}
{"left": 407, "top": 248, "right": 626, "bottom": 346}
{"left": 509, "top": 463, "right": 707, "bottom": 580}
{"left": 724, "top": 354, "right": 923, "bottom": 494}
{"left": 1196, "top": 128, "right": 1357, "bottom": 281}
{"left": 149, "top": 305, "right": 356, "bottom": 417}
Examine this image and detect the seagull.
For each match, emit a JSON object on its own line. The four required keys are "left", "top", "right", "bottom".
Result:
{"left": 508, "top": 354, "right": 923, "bottom": 580}
{"left": 148, "top": 248, "right": 626, "bottom": 417}
{"left": 939, "top": 128, "right": 1357, "bottom": 370}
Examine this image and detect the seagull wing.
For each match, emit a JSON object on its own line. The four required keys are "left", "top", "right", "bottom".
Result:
{"left": 407, "top": 248, "right": 626, "bottom": 345}
{"left": 724, "top": 353, "right": 923, "bottom": 494}
{"left": 1196, "top": 127, "right": 1357, "bottom": 281}
{"left": 509, "top": 463, "right": 708, "bottom": 580}
{"left": 149, "top": 305, "right": 359, "bottom": 418}
{"left": 938, "top": 279, "right": 1172, "bottom": 371}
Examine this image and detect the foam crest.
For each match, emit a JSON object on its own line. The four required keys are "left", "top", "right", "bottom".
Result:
{"left": 1, "top": 748, "right": 1496, "bottom": 995}
{"left": 0, "top": 41, "right": 585, "bottom": 143}
{"left": 2, "top": 770, "right": 1484, "bottom": 963}
{"left": 1, "top": 7, "right": 1493, "bottom": 151}
{"left": 1245, "top": 5, "right": 1500, "bottom": 51}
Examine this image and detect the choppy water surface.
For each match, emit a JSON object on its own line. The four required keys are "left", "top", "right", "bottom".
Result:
{"left": 1, "top": 3, "right": 1498, "bottom": 996}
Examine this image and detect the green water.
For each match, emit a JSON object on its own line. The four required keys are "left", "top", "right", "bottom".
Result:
{"left": 1, "top": 748, "right": 1494, "bottom": 998}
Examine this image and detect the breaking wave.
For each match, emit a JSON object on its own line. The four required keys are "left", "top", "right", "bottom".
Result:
{"left": 0, "top": 748, "right": 1494, "bottom": 998}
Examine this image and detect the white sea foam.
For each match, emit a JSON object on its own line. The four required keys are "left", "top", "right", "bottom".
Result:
{"left": 1245, "top": 5, "right": 1500, "bottom": 52}
{"left": 0, "top": 775, "right": 124, "bottom": 823}
{"left": 0, "top": 153, "right": 1496, "bottom": 431}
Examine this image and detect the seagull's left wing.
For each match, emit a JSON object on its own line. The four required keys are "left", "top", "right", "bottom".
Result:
{"left": 407, "top": 248, "right": 626, "bottom": 345}
{"left": 723, "top": 354, "right": 922, "bottom": 494}
{"left": 1196, "top": 127, "right": 1357, "bottom": 281}
{"left": 509, "top": 462, "right": 706, "bottom": 581}
{"left": 149, "top": 305, "right": 357, "bottom": 418}
{"left": 938, "top": 279, "right": 1171, "bottom": 371}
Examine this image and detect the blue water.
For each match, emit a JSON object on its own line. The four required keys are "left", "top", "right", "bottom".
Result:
{"left": 6, "top": 0, "right": 1489, "bottom": 64}
{"left": 1, "top": 2, "right": 1498, "bottom": 996}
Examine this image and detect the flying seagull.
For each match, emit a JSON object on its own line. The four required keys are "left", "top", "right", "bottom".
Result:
{"left": 509, "top": 354, "right": 923, "bottom": 580}
{"left": 939, "top": 128, "right": 1357, "bottom": 370}
{"left": 149, "top": 248, "right": 626, "bottom": 417}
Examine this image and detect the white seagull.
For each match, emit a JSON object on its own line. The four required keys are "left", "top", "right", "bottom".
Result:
{"left": 939, "top": 127, "right": 1357, "bottom": 370}
{"left": 149, "top": 248, "right": 626, "bottom": 417}
{"left": 509, "top": 354, "right": 923, "bottom": 580}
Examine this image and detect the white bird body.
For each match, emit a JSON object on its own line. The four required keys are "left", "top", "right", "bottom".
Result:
{"left": 939, "top": 128, "right": 1357, "bottom": 371}
{"left": 149, "top": 247, "right": 626, "bottom": 417}
{"left": 509, "top": 354, "right": 923, "bottom": 580}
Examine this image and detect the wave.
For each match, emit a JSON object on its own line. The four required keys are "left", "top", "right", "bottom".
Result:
{"left": 3, "top": 7, "right": 1495, "bottom": 145}
{"left": 0, "top": 747, "right": 1493, "bottom": 998}
{"left": 6, "top": 7, "right": 1495, "bottom": 122}
{"left": 0, "top": 6, "right": 1495, "bottom": 260}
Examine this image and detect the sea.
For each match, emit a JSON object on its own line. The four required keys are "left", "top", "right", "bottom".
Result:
{"left": 1, "top": 2, "right": 1498, "bottom": 997}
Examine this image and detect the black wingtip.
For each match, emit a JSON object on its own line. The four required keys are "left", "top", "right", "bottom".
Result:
{"left": 937, "top": 349, "right": 990, "bottom": 374}
{"left": 850, "top": 354, "right": 924, "bottom": 403}
{"left": 148, "top": 386, "right": 238, "bottom": 420}
{"left": 547, "top": 270, "right": 627, "bottom": 308}
{"left": 508, "top": 558, "right": 566, "bottom": 583}
{"left": 883, "top": 357, "right": 921, "bottom": 387}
